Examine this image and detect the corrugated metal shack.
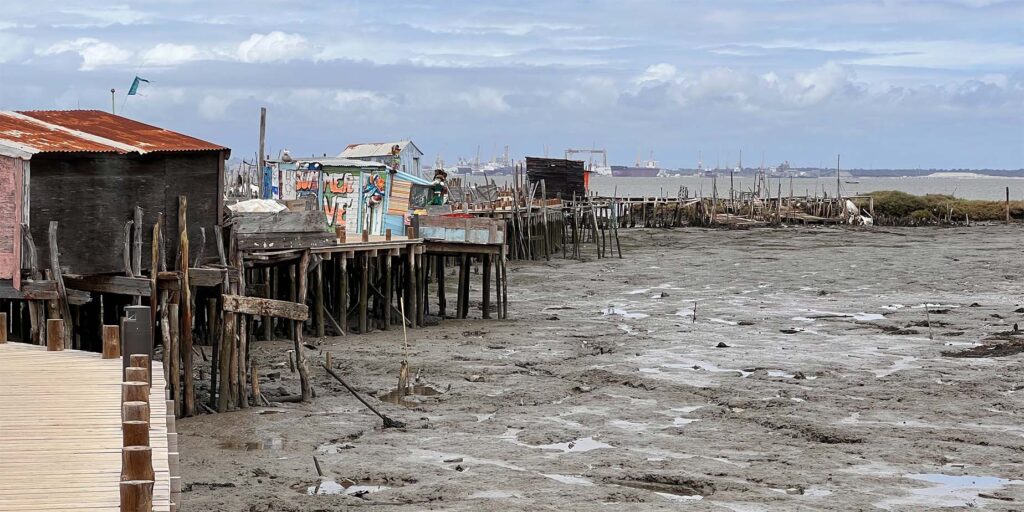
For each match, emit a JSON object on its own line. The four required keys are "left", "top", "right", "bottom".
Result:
{"left": 340, "top": 140, "right": 424, "bottom": 177}
{"left": 526, "top": 157, "right": 588, "bottom": 199}
{"left": 0, "top": 110, "right": 228, "bottom": 277}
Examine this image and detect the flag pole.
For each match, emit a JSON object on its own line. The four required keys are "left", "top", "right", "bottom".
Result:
{"left": 110, "top": 88, "right": 116, "bottom": 114}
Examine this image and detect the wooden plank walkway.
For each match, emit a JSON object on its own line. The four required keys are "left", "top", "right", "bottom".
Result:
{"left": 0, "top": 342, "right": 171, "bottom": 511}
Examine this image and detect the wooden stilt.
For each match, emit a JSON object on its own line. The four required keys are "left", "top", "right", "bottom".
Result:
{"left": 178, "top": 197, "right": 194, "bottom": 417}
{"left": 500, "top": 244, "right": 508, "bottom": 319}
{"left": 359, "top": 252, "right": 369, "bottom": 334}
{"left": 338, "top": 256, "right": 348, "bottom": 334}
{"left": 436, "top": 255, "right": 446, "bottom": 318}
{"left": 46, "top": 318, "right": 64, "bottom": 351}
{"left": 0, "top": 312, "right": 6, "bottom": 343}
{"left": 262, "top": 268, "right": 273, "bottom": 341}
{"left": 383, "top": 253, "right": 392, "bottom": 330}
{"left": 237, "top": 314, "right": 248, "bottom": 409}
{"left": 47, "top": 222, "right": 73, "bottom": 346}
{"left": 167, "top": 304, "right": 180, "bottom": 417}
{"left": 315, "top": 261, "right": 324, "bottom": 338}
{"left": 482, "top": 254, "right": 491, "bottom": 319}
{"left": 218, "top": 312, "right": 234, "bottom": 412}
{"left": 207, "top": 298, "right": 219, "bottom": 411}
{"left": 295, "top": 250, "right": 312, "bottom": 401}
{"left": 456, "top": 254, "right": 466, "bottom": 319}
{"left": 288, "top": 264, "right": 296, "bottom": 339}
{"left": 416, "top": 250, "right": 426, "bottom": 326}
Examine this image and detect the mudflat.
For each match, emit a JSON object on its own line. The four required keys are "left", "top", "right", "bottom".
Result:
{"left": 181, "top": 226, "right": 1024, "bottom": 511}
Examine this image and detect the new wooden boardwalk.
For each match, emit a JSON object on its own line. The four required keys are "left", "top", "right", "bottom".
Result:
{"left": 0, "top": 342, "right": 172, "bottom": 511}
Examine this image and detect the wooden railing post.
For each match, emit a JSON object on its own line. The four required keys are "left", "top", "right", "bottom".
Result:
{"left": 121, "top": 356, "right": 154, "bottom": 512}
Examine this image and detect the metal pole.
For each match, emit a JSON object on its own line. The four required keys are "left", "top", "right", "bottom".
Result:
{"left": 111, "top": 89, "right": 116, "bottom": 114}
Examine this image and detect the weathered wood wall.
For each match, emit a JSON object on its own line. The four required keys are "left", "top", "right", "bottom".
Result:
{"left": 29, "top": 151, "right": 224, "bottom": 275}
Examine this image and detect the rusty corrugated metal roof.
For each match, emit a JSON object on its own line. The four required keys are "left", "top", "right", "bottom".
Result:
{"left": 0, "top": 110, "right": 228, "bottom": 157}
{"left": 0, "top": 112, "right": 120, "bottom": 154}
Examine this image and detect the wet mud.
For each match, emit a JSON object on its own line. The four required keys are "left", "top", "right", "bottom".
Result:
{"left": 180, "top": 225, "right": 1024, "bottom": 510}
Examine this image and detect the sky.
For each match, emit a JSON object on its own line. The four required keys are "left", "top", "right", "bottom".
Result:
{"left": 0, "top": 0, "right": 1022, "bottom": 170}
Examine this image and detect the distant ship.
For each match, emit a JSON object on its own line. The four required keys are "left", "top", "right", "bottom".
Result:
{"left": 611, "top": 165, "right": 661, "bottom": 177}
{"left": 611, "top": 152, "right": 663, "bottom": 177}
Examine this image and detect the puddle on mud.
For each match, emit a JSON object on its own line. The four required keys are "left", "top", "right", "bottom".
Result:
{"left": 535, "top": 437, "right": 612, "bottom": 453}
{"left": 542, "top": 474, "right": 594, "bottom": 486}
{"left": 709, "top": 318, "right": 739, "bottom": 326}
{"left": 378, "top": 384, "right": 443, "bottom": 406}
{"left": 502, "top": 430, "right": 613, "bottom": 454}
{"left": 673, "top": 417, "right": 699, "bottom": 427}
{"left": 656, "top": 492, "right": 703, "bottom": 502}
{"left": 881, "top": 473, "right": 1024, "bottom": 508}
{"left": 307, "top": 479, "right": 391, "bottom": 496}
{"left": 218, "top": 437, "right": 283, "bottom": 451}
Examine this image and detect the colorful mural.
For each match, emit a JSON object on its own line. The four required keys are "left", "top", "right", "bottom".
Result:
{"left": 322, "top": 168, "right": 359, "bottom": 233}
{"left": 361, "top": 171, "right": 389, "bottom": 234}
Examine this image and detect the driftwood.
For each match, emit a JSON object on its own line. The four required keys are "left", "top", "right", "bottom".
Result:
{"left": 321, "top": 363, "right": 405, "bottom": 429}
{"left": 222, "top": 295, "right": 309, "bottom": 321}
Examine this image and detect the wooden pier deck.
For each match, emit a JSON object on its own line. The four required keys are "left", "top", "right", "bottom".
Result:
{"left": 0, "top": 343, "right": 171, "bottom": 511}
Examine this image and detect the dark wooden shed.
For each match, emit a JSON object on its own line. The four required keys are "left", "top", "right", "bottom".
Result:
{"left": 526, "top": 157, "right": 587, "bottom": 199}
{"left": 0, "top": 110, "right": 228, "bottom": 282}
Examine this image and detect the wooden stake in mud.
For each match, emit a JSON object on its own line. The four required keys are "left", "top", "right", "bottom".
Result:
{"left": 1006, "top": 187, "right": 1011, "bottom": 224}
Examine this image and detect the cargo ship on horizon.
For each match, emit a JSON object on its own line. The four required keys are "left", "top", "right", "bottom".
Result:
{"left": 611, "top": 152, "right": 663, "bottom": 177}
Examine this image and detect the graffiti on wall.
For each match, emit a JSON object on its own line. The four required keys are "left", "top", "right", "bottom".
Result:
{"left": 322, "top": 169, "right": 358, "bottom": 232}
{"left": 295, "top": 168, "right": 320, "bottom": 204}
{"left": 362, "top": 172, "right": 389, "bottom": 235}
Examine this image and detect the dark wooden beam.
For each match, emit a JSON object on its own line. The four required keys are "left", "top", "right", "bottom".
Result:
{"left": 63, "top": 274, "right": 151, "bottom": 296}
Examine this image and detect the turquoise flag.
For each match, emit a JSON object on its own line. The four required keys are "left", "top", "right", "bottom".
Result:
{"left": 127, "top": 76, "right": 149, "bottom": 96}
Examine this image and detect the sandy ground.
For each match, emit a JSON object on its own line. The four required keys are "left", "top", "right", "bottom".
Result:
{"left": 180, "top": 226, "right": 1024, "bottom": 511}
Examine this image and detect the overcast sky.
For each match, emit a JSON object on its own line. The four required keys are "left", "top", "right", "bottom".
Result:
{"left": 1, "top": 1, "right": 1022, "bottom": 169}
